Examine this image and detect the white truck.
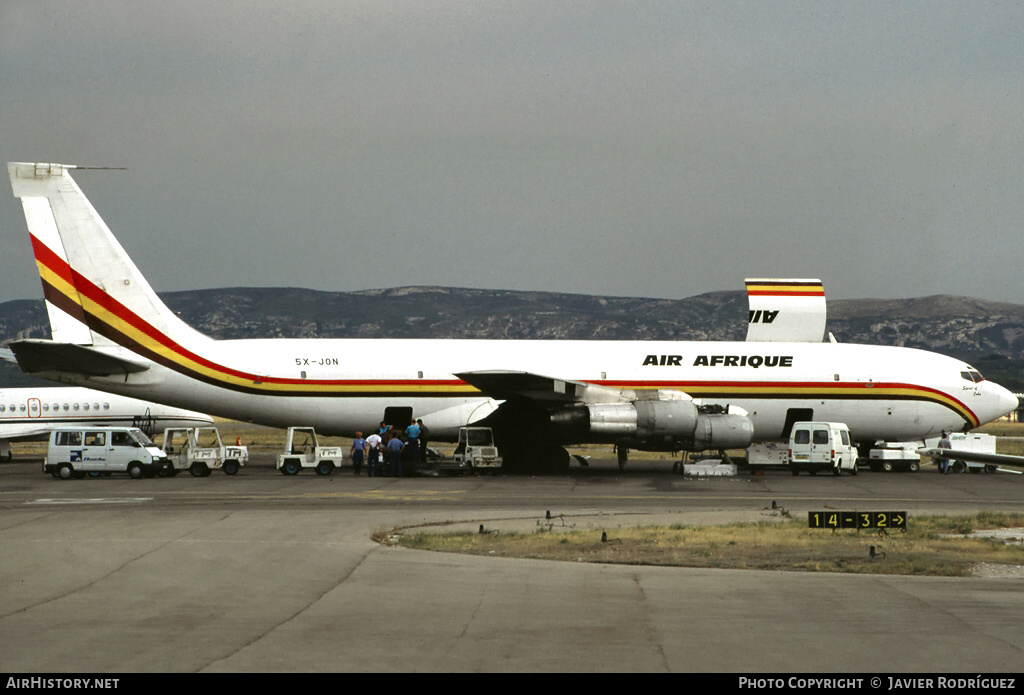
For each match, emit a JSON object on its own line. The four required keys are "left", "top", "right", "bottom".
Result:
{"left": 939, "top": 432, "right": 998, "bottom": 474}
{"left": 277, "top": 426, "right": 344, "bottom": 476}
{"left": 788, "top": 422, "right": 858, "bottom": 476}
{"left": 160, "top": 426, "right": 248, "bottom": 477}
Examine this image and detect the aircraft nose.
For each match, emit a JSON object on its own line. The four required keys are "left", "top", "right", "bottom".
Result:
{"left": 987, "top": 382, "right": 1020, "bottom": 422}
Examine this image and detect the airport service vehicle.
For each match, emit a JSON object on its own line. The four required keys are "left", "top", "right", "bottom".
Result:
{"left": 788, "top": 422, "right": 858, "bottom": 476}
{"left": 160, "top": 426, "right": 248, "bottom": 477}
{"left": 868, "top": 443, "right": 921, "bottom": 472}
{"left": 452, "top": 427, "right": 503, "bottom": 471}
{"left": 744, "top": 441, "right": 790, "bottom": 468}
{"left": 942, "top": 432, "right": 998, "bottom": 474}
{"left": 277, "top": 426, "right": 344, "bottom": 475}
{"left": 8, "top": 163, "right": 1019, "bottom": 475}
{"left": 44, "top": 426, "right": 168, "bottom": 479}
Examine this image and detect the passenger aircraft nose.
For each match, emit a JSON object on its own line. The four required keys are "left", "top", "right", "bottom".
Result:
{"left": 985, "top": 382, "right": 1020, "bottom": 424}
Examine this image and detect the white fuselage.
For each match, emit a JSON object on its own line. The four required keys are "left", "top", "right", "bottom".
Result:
{"left": 63, "top": 337, "right": 1013, "bottom": 445}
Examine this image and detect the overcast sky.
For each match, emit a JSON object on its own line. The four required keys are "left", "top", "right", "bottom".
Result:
{"left": 2, "top": 1, "right": 1023, "bottom": 306}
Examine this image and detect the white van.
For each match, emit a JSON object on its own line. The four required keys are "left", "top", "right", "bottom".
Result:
{"left": 45, "top": 427, "right": 168, "bottom": 479}
{"left": 788, "top": 422, "right": 859, "bottom": 476}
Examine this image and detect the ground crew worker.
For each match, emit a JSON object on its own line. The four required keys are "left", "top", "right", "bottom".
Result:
{"left": 350, "top": 432, "right": 366, "bottom": 476}
{"left": 387, "top": 433, "right": 405, "bottom": 478}
{"left": 365, "top": 431, "right": 382, "bottom": 477}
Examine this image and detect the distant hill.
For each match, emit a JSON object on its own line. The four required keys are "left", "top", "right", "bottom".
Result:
{"left": 3, "top": 287, "right": 1022, "bottom": 390}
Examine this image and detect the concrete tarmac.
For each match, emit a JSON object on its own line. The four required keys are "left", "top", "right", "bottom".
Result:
{"left": 2, "top": 457, "right": 1023, "bottom": 673}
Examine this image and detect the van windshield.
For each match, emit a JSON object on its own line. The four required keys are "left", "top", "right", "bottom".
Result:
{"left": 129, "top": 429, "right": 155, "bottom": 447}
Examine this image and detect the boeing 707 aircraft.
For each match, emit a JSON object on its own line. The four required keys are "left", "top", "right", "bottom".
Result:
{"left": 6, "top": 162, "right": 1019, "bottom": 472}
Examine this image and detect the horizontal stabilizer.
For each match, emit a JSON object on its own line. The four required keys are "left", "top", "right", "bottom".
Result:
{"left": 9, "top": 339, "right": 150, "bottom": 377}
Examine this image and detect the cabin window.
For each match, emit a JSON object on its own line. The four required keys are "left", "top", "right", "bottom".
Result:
{"left": 103, "top": 403, "right": 110, "bottom": 410}
{"left": 93, "top": 403, "right": 99, "bottom": 410}
{"left": 83, "top": 404, "right": 90, "bottom": 411}
{"left": 73, "top": 403, "right": 80, "bottom": 411}
{"left": 43, "top": 404, "right": 49, "bottom": 412}
{"left": 793, "top": 430, "right": 810, "bottom": 444}
{"left": 63, "top": 404, "right": 69, "bottom": 411}
{"left": 0, "top": 406, "right": 5, "bottom": 413}
{"left": 19, "top": 404, "right": 26, "bottom": 412}
{"left": 813, "top": 430, "right": 829, "bottom": 444}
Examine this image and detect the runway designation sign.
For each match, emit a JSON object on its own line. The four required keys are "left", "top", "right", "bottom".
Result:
{"left": 808, "top": 511, "right": 907, "bottom": 530}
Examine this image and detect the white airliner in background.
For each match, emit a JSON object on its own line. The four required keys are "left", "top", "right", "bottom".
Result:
{"left": 6, "top": 162, "right": 1019, "bottom": 472}
{"left": 0, "top": 385, "right": 214, "bottom": 460}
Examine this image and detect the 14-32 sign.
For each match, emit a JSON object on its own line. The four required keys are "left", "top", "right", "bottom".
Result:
{"left": 808, "top": 511, "right": 907, "bottom": 530}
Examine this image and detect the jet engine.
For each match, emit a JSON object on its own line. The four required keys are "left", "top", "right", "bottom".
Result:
{"left": 549, "top": 400, "right": 753, "bottom": 451}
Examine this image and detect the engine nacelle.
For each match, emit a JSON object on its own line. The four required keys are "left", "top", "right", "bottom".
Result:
{"left": 550, "top": 400, "right": 754, "bottom": 451}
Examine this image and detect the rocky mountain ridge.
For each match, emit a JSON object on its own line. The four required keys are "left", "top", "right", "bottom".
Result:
{"left": 2, "top": 287, "right": 1022, "bottom": 389}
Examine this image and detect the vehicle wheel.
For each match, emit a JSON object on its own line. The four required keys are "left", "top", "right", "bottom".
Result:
{"left": 189, "top": 462, "right": 209, "bottom": 477}
{"left": 952, "top": 461, "right": 967, "bottom": 474}
{"left": 281, "top": 459, "right": 301, "bottom": 476}
{"left": 127, "top": 462, "right": 145, "bottom": 479}
{"left": 850, "top": 464, "right": 858, "bottom": 476}
{"left": 881, "top": 461, "right": 894, "bottom": 472}
{"left": 985, "top": 465, "right": 997, "bottom": 474}
{"left": 315, "top": 461, "right": 334, "bottom": 476}
{"left": 57, "top": 463, "right": 74, "bottom": 480}
{"left": 832, "top": 462, "right": 841, "bottom": 476}
{"left": 89, "top": 471, "right": 102, "bottom": 477}
{"left": 223, "top": 460, "right": 240, "bottom": 476}
{"left": 908, "top": 461, "right": 920, "bottom": 472}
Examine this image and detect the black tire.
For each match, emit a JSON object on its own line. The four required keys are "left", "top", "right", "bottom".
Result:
{"left": 281, "top": 458, "right": 301, "bottom": 476}
{"left": 56, "top": 463, "right": 74, "bottom": 480}
{"left": 223, "top": 460, "right": 240, "bottom": 476}
{"left": 189, "top": 462, "right": 209, "bottom": 478}
{"left": 127, "top": 462, "right": 145, "bottom": 479}
{"left": 832, "top": 462, "right": 842, "bottom": 476}
{"left": 315, "top": 461, "right": 334, "bottom": 476}
{"left": 882, "top": 461, "right": 894, "bottom": 472}
{"left": 909, "top": 461, "right": 920, "bottom": 472}
{"left": 952, "top": 461, "right": 967, "bottom": 474}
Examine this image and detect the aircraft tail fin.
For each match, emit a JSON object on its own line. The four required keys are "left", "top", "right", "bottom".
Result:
{"left": 8, "top": 163, "right": 210, "bottom": 354}
{"left": 744, "top": 278, "right": 826, "bottom": 343}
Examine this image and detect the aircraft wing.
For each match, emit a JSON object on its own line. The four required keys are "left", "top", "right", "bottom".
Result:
{"left": 455, "top": 370, "right": 651, "bottom": 405}
{"left": 0, "top": 422, "right": 58, "bottom": 441}
{"left": 455, "top": 370, "right": 596, "bottom": 403}
{"left": 916, "top": 447, "right": 1024, "bottom": 470}
{"left": 9, "top": 340, "right": 150, "bottom": 377}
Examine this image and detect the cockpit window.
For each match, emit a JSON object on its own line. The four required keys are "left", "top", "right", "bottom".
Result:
{"left": 960, "top": 370, "right": 985, "bottom": 383}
